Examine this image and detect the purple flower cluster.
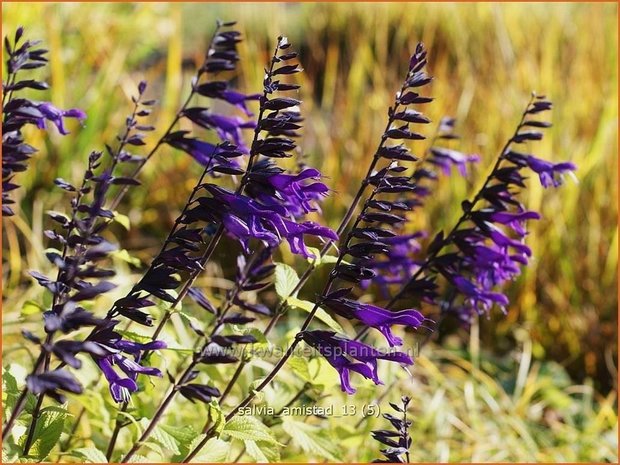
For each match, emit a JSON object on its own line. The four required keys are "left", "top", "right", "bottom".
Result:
{"left": 300, "top": 331, "right": 412, "bottom": 394}
{"left": 400, "top": 95, "right": 576, "bottom": 323}
{"left": 189, "top": 184, "right": 336, "bottom": 258}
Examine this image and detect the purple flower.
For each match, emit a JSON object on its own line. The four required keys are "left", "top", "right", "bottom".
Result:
{"left": 506, "top": 151, "right": 576, "bottom": 188}
{"left": 89, "top": 321, "right": 166, "bottom": 402}
{"left": 194, "top": 81, "right": 261, "bottom": 116}
{"left": 165, "top": 132, "right": 243, "bottom": 173}
{"left": 246, "top": 161, "right": 330, "bottom": 217}
{"left": 193, "top": 185, "right": 337, "bottom": 259}
{"left": 183, "top": 108, "right": 255, "bottom": 153}
{"left": 429, "top": 147, "right": 480, "bottom": 177}
{"left": 301, "top": 330, "right": 413, "bottom": 394}
{"left": 220, "top": 90, "right": 261, "bottom": 116}
{"left": 35, "top": 102, "right": 86, "bottom": 135}
{"left": 26, "top": 369, "right": 83, "bottom": 403}
{"left": 322, "top": 294, "right": 426, "bottom": 347}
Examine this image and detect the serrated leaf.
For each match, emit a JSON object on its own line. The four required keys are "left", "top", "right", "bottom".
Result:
{"left": 223, "top": 416, "right": 279, "bottom": 444}
{"left": 20, "top": 407, "right": 69, "bottom": 460}
{"left": 151, "top": 425, "right": 180, "bottom": 455}
{"left": 72, "top": 447, "right": 108, "bottom": 463}
{"left": 282, "top": 417, "right": 342, "bottom": 461}
{"left": 159, "top": 424, "right": 199, "bottom": 447}
{"left": 287, "top": 297, "right": 344, "bottom": 332}
{"left": 127, "top": 454, "right": 151, "bottom": 463}
{"left": 244, "top": 439, "right": 281, "bottom": 462}
{"left": 207, "top": 399, "right": 226, "bottom": 434}
{"left": 274, "top": 263, "right": 299, "bottom": 299}
{"left": 187, "top": 436, "right": 229, "bottom": 463}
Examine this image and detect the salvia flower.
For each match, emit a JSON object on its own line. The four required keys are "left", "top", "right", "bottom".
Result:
{"left": 301, "top": 330, "right": 413, "bottom": 394}
{"left": 89, "top": 321, "right": 166, "bottom": 403}
{"left": 322, "top": 292, "right": 426, "bottom": 347}
{"left": 33, "top": 102, "right": 86, "bottom": 135}
{"left": 191, "top": 185, "right": 337, "bottom": 259}
{"left": 397, "top": 95, "right": 576, "bottom": 322}
{"left": 245, "top": 159, "right": 330, "bottom": 217}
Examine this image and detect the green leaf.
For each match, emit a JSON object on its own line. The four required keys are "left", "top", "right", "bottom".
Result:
{"left": 288, "top": 356, "right": 312, "bottom": 383}
{"left": 71, "top": 447, "right": 108, "bottom": 463}
{"left": 274, "top": 263, "right": 299, "bottom": 299}
{"left": 287, "top": 297, "right": 344, "bottom": 332}
{"left": 282, "top": 417, "right": 342, "bottom": 461}
{"left": 21, "top": 300, "right": 43, "bottom": 317}
{"left": 116, "top": 330, "right": 153, "bottom": 345}
{"left": 113, "top": 211, "right": 131, "bottom": 230}
{"left": 111, "top": 249, "right": 141, "bottom": 267}
{"left": 151, "top": 425, "right": 181, "bottom": 455}
{"left": 223, "top": 416, "right": 279, "bottom": 444}
{"left": 127, "top": 454, "right": 151, "bottom": 463}
{"left": 206, "top": 399, "right": 226, "bottom": 435}
{"left": 159, "top": 424, "right": 199, "bottom": 447}
{"left": 20, "top": 407, "right": 69, "bottom": 460}
{"left": 244, "top": 439, "right": 281, "bottom": 462}
{"left": 187, "top": 436, "right": 229, "bottom": 463}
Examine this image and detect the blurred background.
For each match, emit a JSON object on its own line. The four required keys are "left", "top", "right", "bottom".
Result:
{"left": 2, "top": 2, "right": 618, "bottom": 462}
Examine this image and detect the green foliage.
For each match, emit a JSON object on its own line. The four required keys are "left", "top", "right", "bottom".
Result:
{"left": 19, "top": 407, "right": 70, "bottom": 461}
{"left": 187, "top": 436, "right": 229, "bottom": 463}
{"left": 282, "top": 417, "right": 342, "bottom": 461}
{"left": 223, "top": 416, "right": 279, "bottom": 445}
{"left": 274, "top": 263, "right": 299, "bottom": 300}
{"left": 71, "top": 447, "right": 108, "bottom": 463}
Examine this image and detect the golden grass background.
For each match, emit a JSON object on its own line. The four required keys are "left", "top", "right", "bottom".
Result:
{"left": 2, "top": 3, "right": 618, "bottom": 462}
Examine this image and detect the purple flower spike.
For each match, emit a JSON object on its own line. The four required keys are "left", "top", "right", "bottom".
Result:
{"left": 301, "top": 330, "right": 413, "bottom": 394}
{"left": 322, "top": 294, "right": 426, "bottom": 347}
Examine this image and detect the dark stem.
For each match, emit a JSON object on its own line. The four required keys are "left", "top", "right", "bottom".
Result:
{"left": 23, "top": 347, "right": 51, "bottom": 455}
{"left": 105, "top": 403, "right": 128, "bottom": 461}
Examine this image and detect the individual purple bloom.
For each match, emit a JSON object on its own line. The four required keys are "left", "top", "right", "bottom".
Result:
{"left": 89, "top": 321, "right": 166, "bottom": 403}
{"left": 282, "top": 221, "right": 338, "bottom": 259}
{"left": 220, "top": 90, "right": 261, "bottom": 116}
{"left": 301, "top": 330, "right": 413, "bottom": 394}
{"left": 322, "top": 295, "right": 426, "bottom": 347}
{"left": 97, "top": 357, "right": 139, "bottom": 403}
{"left": 35, "top": 102, "right": 86, "bottom": 135}
{"left": 26, "top": 369, "right": 83, "bottom": 403}
{"left": 525, "top": 156, "right": 576, "bottom": 188}
{"left": 505, "top": 151, "right": 576, "bottom": 188}
{"left": 428, "top": 147, "right": 480, "bottom": 177}
{"left": 183, "top": 108, "right": 255, "bottom": 153}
